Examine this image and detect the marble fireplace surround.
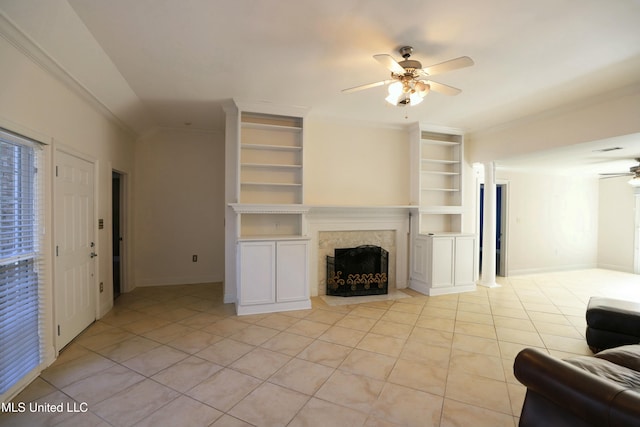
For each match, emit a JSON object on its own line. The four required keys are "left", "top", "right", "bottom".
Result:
{"left": 307, "top": 206, "right": 411, "bottom": 297}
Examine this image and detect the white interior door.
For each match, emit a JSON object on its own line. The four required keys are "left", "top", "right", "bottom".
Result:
{"left": 55, "top": 150, "right": 96, "bottom": 350}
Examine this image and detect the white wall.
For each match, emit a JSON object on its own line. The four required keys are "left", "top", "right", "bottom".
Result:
{"left": 494, "top": 170, "right": 599, "bottom": 274}
{"left": 133, "top": 128, "right": 225, "bottom": 286}
{"left": 304, "top": 120, "right": 410, "bottom": 205}
{"left": 598, "top": 176, "right": 636, "bottom": 272}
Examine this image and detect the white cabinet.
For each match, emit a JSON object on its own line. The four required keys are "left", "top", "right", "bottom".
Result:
{"left": 237, "top": 239, "right": 310, "bottom": 315}
{"left": 411, "top": 234, "right": 477, "bottom": 296}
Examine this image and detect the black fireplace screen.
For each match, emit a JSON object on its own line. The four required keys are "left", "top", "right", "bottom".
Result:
{"left": 326, "top": 245, "right": 388, "bottom": 297}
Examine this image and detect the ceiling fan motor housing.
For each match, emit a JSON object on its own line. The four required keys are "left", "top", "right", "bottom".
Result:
{"left": 398, "top": 59, "right": 422, "bottom": 71}
{"left": 397, "top": 46, "right": 422, "bottom": 73}
{"left": 399, "top": 46, "right": 413, "bottom": 58}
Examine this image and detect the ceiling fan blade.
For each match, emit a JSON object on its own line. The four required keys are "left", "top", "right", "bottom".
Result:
{"left": 600, "top": 175, "right": 632, "bottom": 180}
{"left": 373, "top": 54, "right": 406, "bottom": 74}
{"left": 427, "top": 80, "right": 462, "bottom": 96}
{"left": 422, "top": 56, "right": 474, "bottom": 76}
{"left": 342, "top": 80, "right": 393, "bottom": 93}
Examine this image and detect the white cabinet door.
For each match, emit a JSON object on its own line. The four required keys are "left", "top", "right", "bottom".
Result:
{"left": 276, "top": 240, "right": 308, "bottom": 302}
{"left": 454, "top": 235, "right": 476, "bottom": 286}
{"left": 238, "top": 241, "right": 276, "bottom": 305}
{"left": 411, "top": 237, "right": 428, "bottom": 283}
{"left": 431, "top": 236, "right": 454, "bottom": 288}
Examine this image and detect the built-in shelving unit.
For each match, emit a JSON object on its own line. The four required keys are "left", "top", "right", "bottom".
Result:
{"left": 224, "top": 100, "right": 311, "bottom": 315}
{"left": 409, "top": 123, "right": 477, "bottom": 296}
{"left": 239, "top": 113, "right": 304, "bottom": 207}
{"left": 410, "top": 125, "right": 464, "bottom": 234}
{"left": 230, "top": 203, "right": 309, "bottom": 240}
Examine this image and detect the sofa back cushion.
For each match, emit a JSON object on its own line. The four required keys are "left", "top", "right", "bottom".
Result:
{"left": 566, "top": 355, "right": 640, "bottom": 389}
{"left": 593, "top": 344, "right": 640, "bottom": 371}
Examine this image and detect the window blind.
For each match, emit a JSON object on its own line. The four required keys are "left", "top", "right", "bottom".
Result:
{"left": 0, "top": 128, "right": 43, "bottom": 395}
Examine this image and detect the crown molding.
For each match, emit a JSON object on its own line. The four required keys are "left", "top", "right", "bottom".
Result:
{"left": 0, "top": 11, "right": 137, "bottom": 139}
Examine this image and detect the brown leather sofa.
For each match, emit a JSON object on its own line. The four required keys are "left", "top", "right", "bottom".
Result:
{"left": 586, "top": 297, "right": 640, "bottom": 352}
{"left": 514, "top": 345, "right": 640, "bottom": 426}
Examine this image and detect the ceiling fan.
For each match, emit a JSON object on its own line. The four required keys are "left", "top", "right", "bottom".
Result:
{"left": 600, "top": 158, "right": 640, "bottom": 186}
{"left": 342, "top": 46, "right": 474, "bottom": 106}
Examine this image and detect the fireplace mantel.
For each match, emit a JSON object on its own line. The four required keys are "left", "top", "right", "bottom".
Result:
{"left": 306, "top": 205, "right": 411, "bottom": 297}
{"left": 229, "top": 203, "right": 416, "bottom": 215}
{"left": 307, "top": 204, "right": 415, "bottom": 212}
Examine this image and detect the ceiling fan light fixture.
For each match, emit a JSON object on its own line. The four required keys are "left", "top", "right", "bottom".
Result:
{"left": 388, "top": 81, "right": 403, "bottom": 96}
{"left": 385, "top": 81, "right": 404, "bottom": 105}
{"left": 415, "top": 81, "right": 430, "bottom": 96}
{"left": 409, "top": 91, "right": 424, "bottom": 105}
{"left": 386, "top": 80, "right": 429, "bottom": 106}
{"left": 385, "top": 93, "right": 401, "bottom": 105}
{"left": 627, "top": 162, "right": 640, "bottom": 186}
{"left": 342, "top": 46, "right": 472, "bottom": 106}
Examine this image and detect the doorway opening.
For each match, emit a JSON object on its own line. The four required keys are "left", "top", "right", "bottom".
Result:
{"left": 479, "top": 183, "right": 507, "bottom": 276}
{"left": 112, "top": 171, "right": 124, "bottom": 299}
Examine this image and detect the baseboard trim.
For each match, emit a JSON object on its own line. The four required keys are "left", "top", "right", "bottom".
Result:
{"left": 134, "top": 275, "right": 221, "bottom": 287}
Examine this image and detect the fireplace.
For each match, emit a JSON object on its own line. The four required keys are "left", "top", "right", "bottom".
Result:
{"left": 326, "top": 245, "right": 388, "bottom": 296}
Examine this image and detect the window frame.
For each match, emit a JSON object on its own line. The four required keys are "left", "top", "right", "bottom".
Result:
{"left": 0, "top": 128, "right": 46, "bottom": 401}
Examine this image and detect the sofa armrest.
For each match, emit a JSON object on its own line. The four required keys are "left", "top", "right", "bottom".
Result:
{"left": 514, "top": 348, "right": 631, "bottom": 426}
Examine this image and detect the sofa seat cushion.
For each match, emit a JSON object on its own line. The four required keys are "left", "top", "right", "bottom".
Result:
{"left": 565, "top": 355, "right": 640, "bottom": 389}
{"left": 595, "top": 344, "right": 640, "bottom": 371}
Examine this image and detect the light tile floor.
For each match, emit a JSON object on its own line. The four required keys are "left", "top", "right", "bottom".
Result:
{"left": 3, "top": 268, "right": 640, "bottom": 427}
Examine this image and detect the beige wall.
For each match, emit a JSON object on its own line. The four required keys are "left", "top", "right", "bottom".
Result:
{"left": 467, "top": 85, "right": 640, "bottom": 164}
{"left": 0, "top": 35, "right": 135, "bottom": 315}
{"left": 133, "top": 128, "right": 225, "bottom": 286}
{"left": 303, "top": 117, "right": 607, "bottom": 275}
{"left": 598, "top": 176, "right": 636, "bottom": 272}
{"left": 494, "top": 170, "right": 599, "bottom": 275}
{"left": 466, "top": 86, "right": 640, "bottom": 274}
{"left": 304, "top": 119, "right": 410, "bottom": 206}
{"left": 0, "top": 34, "right": 136, "bottom": 383}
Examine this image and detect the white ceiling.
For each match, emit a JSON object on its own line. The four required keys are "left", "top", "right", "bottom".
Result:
{"left": 2, "top": 0, "right": 640, "bottom": 173}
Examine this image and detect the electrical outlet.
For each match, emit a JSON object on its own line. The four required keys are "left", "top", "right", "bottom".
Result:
{"left": 99, "top": 282, "right": 104, "bottom": 293}
{"left": 192, "top": 255, "right": 198, "bottom": 262}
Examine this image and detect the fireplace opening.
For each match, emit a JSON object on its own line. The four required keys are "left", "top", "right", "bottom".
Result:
{"left": 326, "top": 245, "right": 388, "bottom": 297}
